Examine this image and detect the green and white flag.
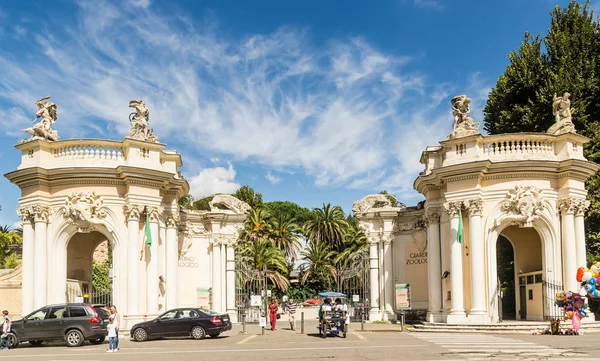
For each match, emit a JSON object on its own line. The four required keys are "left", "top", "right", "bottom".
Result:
{"left": 457, "top": 209, "right": 463, "bottom": 244}
{"left": 145, "top": 216, "right": 152, "bottom": 248}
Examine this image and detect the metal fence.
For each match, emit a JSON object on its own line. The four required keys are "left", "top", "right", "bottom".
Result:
{"left": 338, "top": 253, "right": 370, "bottom": 322}
{"left": 542, "top": 279, "right": 564, "bottom": 321}
{"left": 66, "top": 286, "right": 113, "bottom": 306}
{"left": 235, "top": 253, "right": 265, "bottom": 324}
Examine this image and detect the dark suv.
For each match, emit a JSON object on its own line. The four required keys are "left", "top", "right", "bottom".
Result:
{"left": 7, "top": 303, "right": 110, "bottom": 348}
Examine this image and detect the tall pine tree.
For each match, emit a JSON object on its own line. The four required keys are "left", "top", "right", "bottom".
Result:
{"left": 484, "top": 0, "right": 600, "bottom": 258}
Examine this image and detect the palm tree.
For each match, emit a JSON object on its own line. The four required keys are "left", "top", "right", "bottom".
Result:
{"left": 271, "top": 216, "right": 302, "bottom": 260}
{"left": 238, "top": 238, "right": 290, "bottom": 290}
{"left": 304, "top": 203, "right": 348, "bottom": 246}
{"left": 300, "top": 241, "right": 337, "bottom": 287}
{"left": 240, "top": 208, "right": 272, "bottom": 244}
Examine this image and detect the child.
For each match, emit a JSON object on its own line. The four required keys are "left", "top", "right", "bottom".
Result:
{"left": 107, "top": 314, "right": 117, "bottom": 353}
{"left": 1, "top": 310, "right": 10, "bottom": 351}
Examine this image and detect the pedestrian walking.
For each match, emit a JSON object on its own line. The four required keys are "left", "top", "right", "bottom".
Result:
{"left": 286, "top": 298, "right": 297, "bottom": 331}
{"left": 110, "top": 305, "right": 121, "bottom": 350}
{"left": 0, "top": 310, "right": 11, "bottom": 351}
{"left": 107, "top": 315, "right": 118, "bottom": 353}
{"left": 269, "top": 298, "right": 279, "bottom": 331}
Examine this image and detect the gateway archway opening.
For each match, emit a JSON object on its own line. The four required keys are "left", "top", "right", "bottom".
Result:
{"left": 497, "top": 235, "right": 516, "bottom": 320}
{"left": 66, "top": 231, "right": 113, "bottom": 305}
{"left": 497, "top": 226, "right": 544, "bottom": 322}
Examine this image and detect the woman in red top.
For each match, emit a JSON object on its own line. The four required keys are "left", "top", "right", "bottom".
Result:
{"left": 268, "top": 298, "right": 278, "bottom": 331}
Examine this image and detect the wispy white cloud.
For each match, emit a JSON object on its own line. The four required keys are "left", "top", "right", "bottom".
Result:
{"left": 265, "top": 171, "right": 281, "bottom": 184}
{"left": 412, "top": 0, "right": 444, "bottom": 10}
{"left": 0, "top": 0, "right": 489, "bottom": 200}
{"left": 187, "top": 164, "right": 241, "bottom": 199}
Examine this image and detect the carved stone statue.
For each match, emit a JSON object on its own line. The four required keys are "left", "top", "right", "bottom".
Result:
{"left": 61, "top": 191, "right": 108, "bottom": 232}
{"left": 447, "top": 95, "right": 480, "bottom": 140}
{"left": 352, "top": 194, "right": 406, "bottom": 215}
{"left": 209, "top": 194, "right": 251, "bottom": 215}
{"left": 22, "top": 96, "right": 59, "bottom": 142}
{"left": 493, "top": 185, "right": 545, "bottom": 229}
{"left": 128, "top": 99, "right": 159, "bottom": 143}
{"left": 548, "top": 92, "right": 576, "bottom": 135}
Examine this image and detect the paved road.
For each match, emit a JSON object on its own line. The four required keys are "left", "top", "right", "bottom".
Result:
{"left": 1, "top": 327, "right": 599, "bottom": 361}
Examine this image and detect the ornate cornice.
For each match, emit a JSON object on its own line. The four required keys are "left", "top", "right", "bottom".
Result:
{"left": 464, "top": 199, "right": 483, "bottom": 216}
{"left": 443, "top": 201, "right": 462, "bottom": 218}
{"left": 123, "top": 203, "right": 143, "bottom": 221}
{"left": 445, "top": 174, "right": 480, "bottom": 183}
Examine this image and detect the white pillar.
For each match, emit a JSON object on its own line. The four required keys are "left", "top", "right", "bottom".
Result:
{"left": 560, "top": 198, "right": 577, "bottom": 292}
{"left": 426, "top": 209, "right": 442, "bottom": 322}
{"left": 146, "top": 207, "right": 160, "bottom": 314}
{"left": 575, "top": 199, "right": 589, "bottom": 268}
{"left": 212, "top": 239, "right": 222, "bottom": 312}
{"left": 444, "top": 201, "right": 466, "bottom": 323}
{"left": 465, "top": 199, "right": 486, "bottom": 321}
{"left": 124, "top": 204, "right": 141, "bottom": 315}
{"left": 383, "top": 236, "right": 395, "bottom": 320}
{"left": 226, "top": 241, "right": 237, "bottom": 322}
{"left": 33, "top": 206, "right": 49, "bottom": 310}
{"left": 18, "top": 209, "right": 35, "bottom": 315}
{"left": 368, "top": 238, "right": 380, "bottom": 319}
{"left": 165, "top": 217, "right": 179, "bottom": 310}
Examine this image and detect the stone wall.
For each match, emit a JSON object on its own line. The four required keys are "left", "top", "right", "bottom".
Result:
{"left": 0, "top": 265, "right": 22, "bottom": 317}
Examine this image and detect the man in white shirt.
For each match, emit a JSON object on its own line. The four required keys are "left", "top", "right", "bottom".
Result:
{"left": 1, "top": 310, "right": 11, "bottom": 351}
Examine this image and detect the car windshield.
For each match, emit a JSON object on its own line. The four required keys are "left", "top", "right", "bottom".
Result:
{"left": 94, "top": 306, "right": 111, "bottom": 318}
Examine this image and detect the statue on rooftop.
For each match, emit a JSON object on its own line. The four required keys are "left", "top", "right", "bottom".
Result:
{"left": 447, "top": 95, "right": 480, "bottom": 140}
{"left": 22, "top": 96, "right": 59, "bottom": 142}
{"left": 128, "top": 99, "right": 159, "bottom": 143}
{"left": 548, "top": 92, "right": 576, "bottom": 135}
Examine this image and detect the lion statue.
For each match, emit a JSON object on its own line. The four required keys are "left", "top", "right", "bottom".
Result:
{"left": 352, "top": 194, "right": 405, "bottom": 215}
{"left": 209, "top": 194, "right": 251, "bottom": 215}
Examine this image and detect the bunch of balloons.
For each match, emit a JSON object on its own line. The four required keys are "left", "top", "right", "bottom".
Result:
{"left": 555, "top": 290, "right": 588, "bottom": 332}
{"left": 576, "top": 263, "right": 600, "bottom": 298}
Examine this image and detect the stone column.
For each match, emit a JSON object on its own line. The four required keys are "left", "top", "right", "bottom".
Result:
{"left": 225, "top": 239, "right": 237, "bottom": 322}
{"left": 444, "top": 201, "right": 466, "bottom": 322}
{"left": 32, "top": 205, "right": 50, "bottom": 309}
{"left": 165, "top": 216, "right": 179, "bottom": 310}
{"left": 575, "top": 199, "right": 590, "bottom": 268}
{"left": 368, "top": 236, "right": 381, "bottom": 319}
{"left": 425, "top": 208, "right": 442, "bottom": 322}
{"left": 124, "top": 204, "right": 142, "bottom": 315}
{"left": 465, "top": 199, "right": 486, "bottom": 320}
{"left": 17, "top": 207, "right": 35, "bottom": 315}
{"left": 146, "top": 206, "right": 161, "bottom": 314}
{"left": 212, "top": 238, "right": 223, "bottom": 313}
{"left": 559, "top": 198, "right": 578, "bottom": 292}
{"left": 383, "top": 235, "right": 395, "bottom": 320}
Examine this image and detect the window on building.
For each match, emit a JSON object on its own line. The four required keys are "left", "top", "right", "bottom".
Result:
{"left": 528, "top": 289, "right": 533, "bottom": 300}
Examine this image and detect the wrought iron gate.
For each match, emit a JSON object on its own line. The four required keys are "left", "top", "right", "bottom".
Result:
{"left": 337, "top": 251, "right": 370, "bottom": 321}
{"left": 67, "top": 285, "right": 113, "bottom": 306}
{"left": 235, "top": 252, "right": 264, "bottom": 323}
{"left": 542, "top": 279, "right": 563, "bottom": 320}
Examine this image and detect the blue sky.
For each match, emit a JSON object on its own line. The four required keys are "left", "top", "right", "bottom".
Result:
{"left": 0, "top": 0, "right": 589, "bottom": 226}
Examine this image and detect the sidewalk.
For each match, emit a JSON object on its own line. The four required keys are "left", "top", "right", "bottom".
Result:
{"left": 234, "top": 319, "right": 407, "bottom": 335}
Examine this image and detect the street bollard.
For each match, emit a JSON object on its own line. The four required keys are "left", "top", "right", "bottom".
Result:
{"left": 242, "top": 313, "right": 246, "bottom": 334}
{"left": 301, "top": 312, "right": 304, "bottom": 334}
{"left": 400, "top": 310, "right": 405, "bottom": 332}
{"left": 361, "top": 307, "right": 365, "bottom": 331}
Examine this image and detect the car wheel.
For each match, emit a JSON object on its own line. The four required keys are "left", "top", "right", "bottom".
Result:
{"left": 89, "top": 336, "right": 105, "bottom": 345}
{"left": 133, "top": 328, "right": 149, "bottom": 342}
{"left": 6, "top": 333, "right": 19, "bottom": 349}
{"left": 29, "top": 340, "right": 43, "bottom": 347}
{"left": 65, "top": 329, "right": 85, "bottom": 347}
{"left": 191, "top": 326, "right": 206, "bottom": 340}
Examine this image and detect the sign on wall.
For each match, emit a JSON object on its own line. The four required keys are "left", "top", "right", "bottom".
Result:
{"left": 197, "top": 288, "right": 211, "bottom": 308}
{"left": 395, "top": 284, "right": 411, "bottom": 310}
{"left": 250, "top": 295, "right": 262, "bottom": 307}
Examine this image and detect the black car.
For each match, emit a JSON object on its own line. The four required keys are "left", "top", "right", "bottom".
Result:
{"left": 7, "top": 303, "right": 110, "bottom": 348}
{"left": 130, "top": 308, "right": 232, "bottom": 341}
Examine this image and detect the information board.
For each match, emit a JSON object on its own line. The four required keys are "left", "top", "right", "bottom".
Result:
{"left": 395, "top": 283, "right": 411, "bottom": 310}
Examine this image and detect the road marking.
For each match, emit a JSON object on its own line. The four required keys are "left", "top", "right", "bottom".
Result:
{"left": 237, "top": 335, "right": 258, "bottom": 344}
{"left": 0, "top": 344, "right": 428, "bottom": 358}
{"left": 352, "top": 332, "right": 366, "bottom": 340}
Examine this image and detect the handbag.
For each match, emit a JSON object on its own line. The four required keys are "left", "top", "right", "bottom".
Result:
{"left": 276, "top": 313, "right": 281, "bottom": 320}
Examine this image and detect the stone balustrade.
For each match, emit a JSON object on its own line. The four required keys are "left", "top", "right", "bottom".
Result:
{"left": 420, "top": 132, "right": 588, "bottom": 174}
{"left": 52, "top": 140, "right": 125, "bottom": 161}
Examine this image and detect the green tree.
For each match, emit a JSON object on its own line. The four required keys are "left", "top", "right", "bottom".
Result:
{"left": 238, "top": 238, "right": 290, "bottom": 290}
{"left": 484, "top": 0, "right": 600, "bottom": 256}
{"left": 304, "top": 203, "right": 348, "bottom": 246}
{"left": 271, "top": 216, "right": 302, "bottom": 260}
{"left": 92, "top": 259, "right": 112, "bottom": 292}
{"left": 178, "top": 194, "right": 194, "bottom": 209}
{"left": 192, "top": 196, "right": 213, "bottom": 211}
{"left": 233, "top": 185, "right": 264, "bottom": 209}
{"left": 264, "top": 201, "right": 312, "bottom": 225}
{"left": 0, "top": 225, "right": 22, "bottom": 269}
{"left": 300, "top": 241, "right": 337, "bottom": 287}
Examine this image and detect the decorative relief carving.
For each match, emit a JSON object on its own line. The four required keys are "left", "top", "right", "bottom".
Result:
{"left": 210, "top": 238, "right": 224, "bottom": 247}
{"left": 575, "top": 199, "right": 591, "bottom": 217}
{"left": 32, "top": 205, "right": 51, "bottom": 223}
{"left": 412, "top": 228, "right": 428, "bottom": 252}
{"left": 443, "top": 201, "right": 462, "bottom": 218}
{"left": 123, "top": 203, "right": 142, "bottom": 221}
{"left": 382, "top": 234, "right": 394, "bottom": 245}
{"left": 425, "top": 208, "right": 441, "bottom": 224}
{"left": 494, "top": 185, "right": 545, "bottom": 228}
{"left": 558, "top": 197, "right": 578, "bottom": 215}
{"left": 61, "top": 192, "right": 108, "bottom": 233}
{"left": 165, "top": 216, "right": 179, "bottom": 228}
{"left": 392, "top": 221, "right": 413, "bottom": 234}
{"left": 146, "top": 206, "right": 163, "bottom": 222}
{"left": 209, "top": 195, "right": 251, "bottom": 215}
{"left": 464, "top": 199, "right": 483, "bottom": 216}
{"left": 352, "top": 194, "right": 406, "bottom": 216}
{"left": 367, "top": 234, "right": 380, "bottom": 245}
{"left": 16, "top": 207, "right": 34, "bottom": 223}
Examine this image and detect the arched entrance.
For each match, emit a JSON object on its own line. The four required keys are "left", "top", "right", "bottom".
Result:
{"left": 66, "top": 232, "right": 114, "bottom": 305}
{"left": 497, "top": 226, "right": 544, "bottom": 321}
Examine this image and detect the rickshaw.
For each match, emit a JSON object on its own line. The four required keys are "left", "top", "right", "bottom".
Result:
{"left": 317, "top": 292, "right": 348, "bottom": 339}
